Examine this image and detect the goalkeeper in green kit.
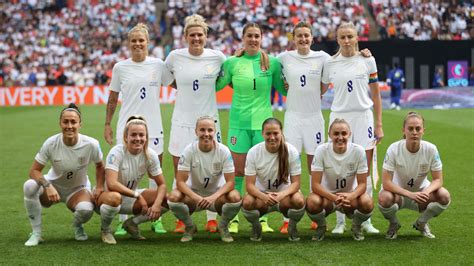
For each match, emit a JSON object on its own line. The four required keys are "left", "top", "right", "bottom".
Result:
{"left": 216, "top": 22, "right": 287, "bottom": 233}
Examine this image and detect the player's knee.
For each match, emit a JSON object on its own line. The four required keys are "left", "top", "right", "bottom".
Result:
{"left": 24, "top": 179, "right": 41, "bottom": 199}
{"left": 291, "top": 194, "right": 305, "bottom": 209}
{"left": 103, "top": 192, "right": 121, "bottom": 206}
{"left": 306, "top": 193, "right": 322, "bottom": 213}
{"left": 167, "top": 189, "right": 182, "bottom": 203}
{"left": 359, "top": 194, "right": 374, "bottom": 213}
{"left": 378, "top": 190, "right": 394, "bottom": 207}
{"left": 436, "top": 187, "right": 451, "bottom": 205}
{"left": 74, "top": 201, "right": 94, "bottom": 223}
{"left": 242, "top": 195, "right": 254, "bottom": 210}
{"left": 228, "top": 190, "right": 241, "bottom": 203}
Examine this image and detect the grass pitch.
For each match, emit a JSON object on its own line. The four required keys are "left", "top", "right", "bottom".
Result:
{"left": 0, "top": 105, "right": 473, "bottom": 264}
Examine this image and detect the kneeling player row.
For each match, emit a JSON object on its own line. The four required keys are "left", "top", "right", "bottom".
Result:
{"left": 23, "top": 105, "right": 450, "bottom": 246}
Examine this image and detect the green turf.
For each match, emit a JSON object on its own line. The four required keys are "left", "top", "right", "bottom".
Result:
{"left": 1, "top": 105, "right": 473, "bottom": 264}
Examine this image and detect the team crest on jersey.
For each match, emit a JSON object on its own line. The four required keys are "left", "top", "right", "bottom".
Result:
{"left": 348, "top": 163, "right": 355, "bottom": 172}
{"left": 213, "top": 162, "right": 222, "bottom": 172}
{"left": 139, "top": 164, "right": 146, "bottom": 176}
{"left": 420, "top": 164, "right": 429, "bottom": 173}
{"left": 230, "top": 136, "right": 237, "bottom": 145}
{"left": 149, "top": 73, "right": 158, "bottom": 86}
{"left": 78, "top": 157, "right": 86, "bottom": 165}
{"left": 203, "top": 64, "right": 216, "bottom": 79}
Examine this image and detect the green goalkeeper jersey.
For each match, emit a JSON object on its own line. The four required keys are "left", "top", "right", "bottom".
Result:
{"left": 217, "top": 51, "right": 286, "bottom": 130}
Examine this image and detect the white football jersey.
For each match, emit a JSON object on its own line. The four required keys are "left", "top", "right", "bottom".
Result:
{"left": 245, "top": 142, "right": 301, "bottom": 192}
{"left": 322, "top": 54, "right": 377, "bottom": 112}
{"left": 311, "top": 142, "right": 368, "bottom": 193}
{"left": 109, "top": 56, "right": 173, "bottom": 139}
{"left": 278, "top": 50, "right": 330, "bottom": 114}
{"left": 165, "top": 48, "right": 225, "bottom": 127}
{"left": 105, "top": 144, "right": 162, "bottom": 191}
{"left": 383, "top": 140, "right": 442, "bottom": 191}
{"left": 35, "top": 133, "right": 103, "bottom": 190}
{"left": 177, "top": 141, "right": 234, "bottom": 196}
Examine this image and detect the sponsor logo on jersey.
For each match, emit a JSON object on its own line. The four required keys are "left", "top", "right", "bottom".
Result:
{"left": 230, "top": 136, "right": 237, "bottom": 145}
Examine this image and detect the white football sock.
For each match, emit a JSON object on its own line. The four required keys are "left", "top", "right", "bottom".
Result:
{"left": 242, "top": 208, "right": 260, "bottom": 226}
{"left": 206, "top": 210, "right": 217, "bottom": 221}
{"left": 72, "top": 201, "right": 94, "bottom": 227}
{"left": 307, "top": 209, "right": 326, "bottom": 227}
{"left": 220, "top": 201, "right": 242, "bottom": 227}
{"left": 418, "top": 201, "right": 450, "bottom": 224}
{"left": 168, "top": 201, "right": 193, "bottom": 227}
{"left": 100, "top": 204, "right": 120, "bottom": 231}
{"left": 23, "top": 179, "right": 43, "bottom": 233}
{"left": 378, "top": 203, "right": 399, "bottom": 224}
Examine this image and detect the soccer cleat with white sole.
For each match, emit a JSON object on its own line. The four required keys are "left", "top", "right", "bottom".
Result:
{"left": 101, "top": 230, "right": 117, "bottom": 245}
{"left": 413, "top": 221, "right": 435, "bottom": 239}
{"left": 180, "top": 224, "right": 197, "bottom": 242}
{"left": 123, "top": 218, "right": 145, "bottom": 240}
{"left": 218, "top": 222, "right": 233, "bottom": 243}
{"left": 362, "top": 220, "right": 380, "bottom": 234}
{"left": 287, "top": 220, "right": 300, "bottom": 242}
{"left": 351, "top": 224, "right": 365, "bottom": 241}
{"left": 312, "top": 225, "right": 326, "bottom": 241}
{"left": 386, "top": 223, "right": 401, "bottom": 240}
{"left": 331, "top": 222, "right": 346, "bottom": 234}
{"left": 25, "top": 232, "right": 44, "bottom": 247}
{"left": 74, "top": 224, "right": 88, "bottom": 241}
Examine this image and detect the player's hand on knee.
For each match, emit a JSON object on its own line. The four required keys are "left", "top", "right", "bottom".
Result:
{"left": 414, "top": 191, "right": 430, "bottom": 204}
{"left": 147, "top": 204, "right": 161, "bottom": 220}
{"left": 46, "top": 186, "right": 60, "bottom": 203}
{"left": 198, "top": 198, "right": 211, "bottom": 209}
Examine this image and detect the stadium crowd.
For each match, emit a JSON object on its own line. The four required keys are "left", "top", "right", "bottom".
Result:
{"left": 370, "top": 0, "right": 472, "bottom": 41}
{"left": 0, "top": 0, "right": 471, "bottom": 87}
